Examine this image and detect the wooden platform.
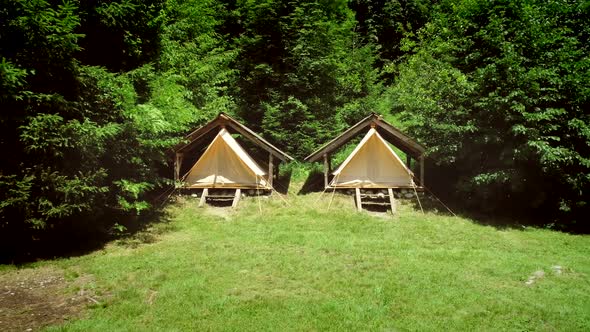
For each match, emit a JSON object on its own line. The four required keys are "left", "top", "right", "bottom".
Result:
{"left": 326, "top": 186, "right": 424, "bottom": 191}
{"left": 194, "top": 188, "right": 271, "bottom": 208}
{"left": 198, "top": 188, "right": 242, "bottom": 208}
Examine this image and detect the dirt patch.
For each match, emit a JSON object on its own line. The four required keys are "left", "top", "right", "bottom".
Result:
{"left": 0, "top": 266, "right": 97, "bottom": 331}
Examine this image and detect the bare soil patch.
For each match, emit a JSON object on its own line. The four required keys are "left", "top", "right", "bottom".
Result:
{"left": 0, "top": 266, "right": 96, "bottom": 331}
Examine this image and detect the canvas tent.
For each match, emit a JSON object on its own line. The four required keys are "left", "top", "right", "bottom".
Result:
{"left": 331, "top": 128, "right": 414, "bottom": 188}
{"left": 174, "top": 113, "right": 293, "bottom": 190}
{"left": 305, "top": 113, "right": 425, "bottom": 212}
{"left": 305, "top": 113, "right": 426, "bottom": 189}
{"left": 183, "top": 128, "right": 269, "bottom": 189}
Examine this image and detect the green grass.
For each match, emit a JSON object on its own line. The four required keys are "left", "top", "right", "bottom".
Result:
{"left": 5, "top": 187, "right": 590, "bottom": 331}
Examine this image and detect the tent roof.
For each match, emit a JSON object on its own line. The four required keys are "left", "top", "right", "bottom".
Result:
{"left": 175, "top": 113, "right": 294, "bottom": 162}
{"left": 330, "top": 128, "right": 414, "bottom": 188}
{"left": 183, "top": 128, "right": 269, "bottom": 189}
{"left": 304, "top": 113, "right": 425, "bottom": 162}
{"left": 332, "top": 128, "right": 412, "bottom": 176}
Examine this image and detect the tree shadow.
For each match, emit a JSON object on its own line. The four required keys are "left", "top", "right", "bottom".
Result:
{"left": 362, "top": 200, "right": 392, "bottom": 214}
{"left": 405, "top": 190, "right": 557, "bottom": 232}
{"left": 0, "top": 206, "right": 176, "bottom": 265}
{"left": 298, "top": 169, "right": 326, "bottom": 194}
{"left": 273, "top": 168, "right": 292, "bottom": 195}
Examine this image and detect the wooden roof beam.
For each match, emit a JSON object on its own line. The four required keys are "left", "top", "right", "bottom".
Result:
{"left": 173, "top": 113, "right": 293, "bottom": 163}
{"left": 305, "top": 116, "right": 376, "bottom": 162}
{"left": 225, "top": 120, "right": 293, "bottom": 162}
{"left": 305, "top": 113, "right": 425, "bottom": 162}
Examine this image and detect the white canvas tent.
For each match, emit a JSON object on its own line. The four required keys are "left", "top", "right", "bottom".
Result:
{"left": 305, "top": 113, "right": 425, "bottom": 189}
{"left": 183, "top": 128, "right": 270, "bottom": 189}
{"left": 330, "top": 128, "right": 414, "bottom": 188}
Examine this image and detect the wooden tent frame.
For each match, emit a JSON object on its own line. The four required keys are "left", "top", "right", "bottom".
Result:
{"left": 304, "top": 113, "right": 426, "bottom": 189}
{"left": 174, "top": 113, "right": 293, "bottom": 189}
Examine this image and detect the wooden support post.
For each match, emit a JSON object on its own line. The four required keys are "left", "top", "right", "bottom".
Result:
{"left": 199, "top": 188, "right": 208, "bottom": 207}
{"left": 406, "top": 155, "right": 411, "bottom": 168}
{"left": 174, "top": 153, "right": 183, "bottom": 186}
{"left": 355, "top": 188, "right": 363, "bottom": 212}
{"left": 388, "top": 188, "right": 396, "bottom": 215}
{"left": 419, "top": 155, "right": 425, "bottom": 187}
{"left": 232, "top": 189, "right": 241, "bottom": 208}
{"left": 174, "top": 154, "right": 178, "bottom": 182}
{"left": 268, "top": 153, "right": 274, "bottom": 187}
{"left": 323, "top": 153, "right": 329, "bottom": 188}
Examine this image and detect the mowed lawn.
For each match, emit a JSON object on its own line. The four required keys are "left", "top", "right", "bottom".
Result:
{"left": 4, "top": 191, "right": 590, "bottom": 331}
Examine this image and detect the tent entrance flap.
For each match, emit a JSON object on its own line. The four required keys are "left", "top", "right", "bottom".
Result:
{"left": 183, "top": 128, "right": 270, "bottom": 189}
{"left": 330, "top": 128, "right": 414, "bottom": 188}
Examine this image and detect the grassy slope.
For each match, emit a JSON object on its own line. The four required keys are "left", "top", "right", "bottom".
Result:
{"left": 5, "top": 187, "right": 589, "bottom": 331}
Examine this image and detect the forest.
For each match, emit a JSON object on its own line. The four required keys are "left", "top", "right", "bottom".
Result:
{"left": 0, "top": 0, "right": 588, "bottom": 255}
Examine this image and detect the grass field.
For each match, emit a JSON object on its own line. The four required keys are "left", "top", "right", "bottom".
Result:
{"left": 2, "top": 185, "right": 590, "bottom": 331}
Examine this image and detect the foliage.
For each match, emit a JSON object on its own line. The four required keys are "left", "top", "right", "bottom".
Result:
{"left": 1, "top": 0, "right": 588, "bottom": 252}
{"left": 76, "top": 0, "right": 164, "bottom": 71}
{"left": 389, "top": 0, "right": 590, "bottom": 228}
{"left": 158, "top": 0, "right": 237, "bottom": 120}
{"left": 0, "top": 0, "right": 246, "bottom": 254}
{"left": 225, "top": 0, "right": 383, "bottom": 159}
{"left": 350, "top": 0, "right": 437, "bottom": 81}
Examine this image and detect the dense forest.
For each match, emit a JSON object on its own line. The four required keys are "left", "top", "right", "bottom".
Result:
{"left": 1, "top": 0, "right": 588, "bottom": 254}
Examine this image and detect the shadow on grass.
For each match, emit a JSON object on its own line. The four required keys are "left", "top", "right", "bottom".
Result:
{"left": 362, "top": 201, "right": 392, "bottom": 214}
{"left": 273, "top": 169, "right": 292, "bottom": 195}
{"left": 298, "top": 169, "right": 326, "bottom": 194}
{"left": 405, "top": 190, "right": 561, "bottom": 232}
{"left": 0, "top": 203, "right": 178, "bottom": 265}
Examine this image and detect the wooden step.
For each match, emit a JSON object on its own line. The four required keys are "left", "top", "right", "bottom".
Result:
{"left": 198, "top": 188, "right": 242, "bottom": 208}
{"left": 355, "top": 188, "right": 396, "bottom": 214}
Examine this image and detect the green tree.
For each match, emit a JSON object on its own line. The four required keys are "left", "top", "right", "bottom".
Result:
{"left": 225, "top": 0, "right": 383, "bottom": 158}
{"left": 350, "top": 0, "right": 436, "bottom": 80}
{"left": 0, "top": 0, "right": 181, "bottom": 258}
{"left": 390, "top": 0, "right": 589, "bottom": 228}
{"left": 0, "top": 0, "right": 240, "bottom": 256}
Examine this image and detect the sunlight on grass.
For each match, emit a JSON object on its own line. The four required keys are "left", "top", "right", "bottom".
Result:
{"left": 11, "top": 190, "right": 589, "bottom": 331}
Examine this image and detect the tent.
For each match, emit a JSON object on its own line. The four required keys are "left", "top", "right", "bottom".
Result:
{"left": 183, "top": 128, "right": 269, "bottom": 189}
{"left": 173, "top": 112, "right": 293, "bottom": 189}
{"left": 331, "top": 128, "right": 414, "bottom": 188}
{"left": 305, "top": 113, "right": 425, "bottom": 189}
{"left": 174, "top": 113, "right": 293, "bottom": 207}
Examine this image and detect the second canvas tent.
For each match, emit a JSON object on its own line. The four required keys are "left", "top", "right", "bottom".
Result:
{"left": 305, "top": 113, "right": 425, "bottom": 212}
{"left": 331, "top": 127, "right": 414, "bottom": 188}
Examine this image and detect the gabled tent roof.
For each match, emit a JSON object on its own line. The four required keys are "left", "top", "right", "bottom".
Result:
{"left": 330, "top": 128, "right": 414, "bottom": 188}
{"left": 184, "top": 128, "right": 269, "bottom": 189}
{"left": 305, "top": 113, "right": 425, "bottom": 162}
{"left": 175, "top": 113, "right": 293, "bottom": 162}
